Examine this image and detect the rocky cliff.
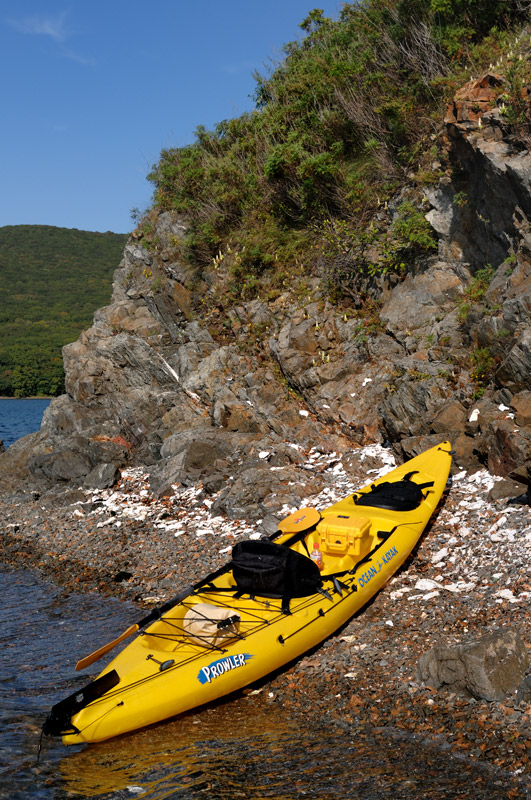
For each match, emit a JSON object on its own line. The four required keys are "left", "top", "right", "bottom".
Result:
{"left": 2, "top": 74, "right": 530, "bottom": 514}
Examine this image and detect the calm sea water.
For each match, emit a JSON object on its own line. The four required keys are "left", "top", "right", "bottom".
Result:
{"left": 0, "top": 398, "right": 50, "bottom": 449}
{"left": 0, "top": 566, "right": 528, "bottom": 800}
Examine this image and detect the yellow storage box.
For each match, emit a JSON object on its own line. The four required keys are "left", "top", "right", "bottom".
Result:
{"left": 317, "top": 514, "right": 372, "bottom": 557}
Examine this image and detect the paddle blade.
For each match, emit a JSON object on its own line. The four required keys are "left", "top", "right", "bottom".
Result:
{"left": 75, "top": 623, "right": 139, "bottom": 671}
{"left": 277, "top": 507, "right": 321, "bottom": 536}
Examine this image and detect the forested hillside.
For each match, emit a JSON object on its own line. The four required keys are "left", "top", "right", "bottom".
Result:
{"left": 0, "top": 225, "right": 127, "bottom": 397}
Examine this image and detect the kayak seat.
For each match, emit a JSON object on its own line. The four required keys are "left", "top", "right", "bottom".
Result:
{"left": 353, "top": 472, "right": 434, "bottom": 512}
{"left": 231, "top": 540, "right": 322, "bottom": 612}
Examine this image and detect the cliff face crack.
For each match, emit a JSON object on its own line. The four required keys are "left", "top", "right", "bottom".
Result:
{"left": 156, "top": 352, "right": 205, "bottom": 408}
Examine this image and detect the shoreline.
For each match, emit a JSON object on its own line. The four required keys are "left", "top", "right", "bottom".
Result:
{"left": 0, "top": 446, "right": 530, "bottom": 785}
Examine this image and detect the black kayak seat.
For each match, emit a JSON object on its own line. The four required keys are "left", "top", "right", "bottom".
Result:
{"left": 353, "top": 471, "right": 434, "bottom": 512}
{"left": 231, "top": 539, "right": 322, "bottom": 612}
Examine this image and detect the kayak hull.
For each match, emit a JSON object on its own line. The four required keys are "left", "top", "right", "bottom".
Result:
{"left": 59, "top": 441, "right": 452, "bottom": 744}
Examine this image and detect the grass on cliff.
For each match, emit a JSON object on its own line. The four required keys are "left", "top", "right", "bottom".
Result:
{"left": 146, "top": 0, "right": 531, "bottom": 306}
{"left": 0, "top": 225, "right": 127, "bottom": 397}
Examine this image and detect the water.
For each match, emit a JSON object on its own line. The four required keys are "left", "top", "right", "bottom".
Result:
{"left": 0, "top": 398, "right": 50, "bottom": 449}
{"left": 0, "top": 567, "right": 528, "bottom": 800}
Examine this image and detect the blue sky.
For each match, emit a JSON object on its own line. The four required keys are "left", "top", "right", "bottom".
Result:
{"left": 1, "top": 1, "right": 342, "bottom": 234}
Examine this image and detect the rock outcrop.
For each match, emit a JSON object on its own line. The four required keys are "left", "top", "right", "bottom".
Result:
{"left": 417, "top": 627, "right": 529, "bottom": 702}
{"left": 1, "top": 77, "right": 530, "bottom": 514}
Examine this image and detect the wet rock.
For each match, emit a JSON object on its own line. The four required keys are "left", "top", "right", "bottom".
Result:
{"left": 417, "top": 628, "right": 529, "bottom": 702}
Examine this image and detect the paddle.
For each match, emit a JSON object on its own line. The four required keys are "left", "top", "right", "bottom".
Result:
{"left": 75, "top": 549, "right": 245, "bottom": 672}
{"left": 270, "top": 506, "right": 321, "bottom": 546}
{"left": 76, "top": 506, "right": 321, "bottom": 672}
{"left": 75, "top": 586, "right": 195, "bottom": 671}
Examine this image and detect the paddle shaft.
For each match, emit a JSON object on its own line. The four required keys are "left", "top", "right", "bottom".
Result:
{"left": 76, "top": 515, "right": 324, "bottom": 674}
{"left": 75, "top": 585, "right": 196, "bottom": 671}
{"left": 75, "top": 557, "right": 238, "bottom": 671}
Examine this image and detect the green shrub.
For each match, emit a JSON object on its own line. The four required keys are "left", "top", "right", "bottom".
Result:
{"left": 391, "top": 200, "right": 437, "bottom": 254}
{"left": 470, "top": 346, "right": 497, "bottom": 388}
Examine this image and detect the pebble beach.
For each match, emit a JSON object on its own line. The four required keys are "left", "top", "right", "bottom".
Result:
{"left": 1, "top": 443, "right": 530, "bottom": 792}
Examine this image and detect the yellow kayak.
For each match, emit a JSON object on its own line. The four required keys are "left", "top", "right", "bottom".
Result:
{"left": 43, "top": 441, "right": 452, "bottom": 744}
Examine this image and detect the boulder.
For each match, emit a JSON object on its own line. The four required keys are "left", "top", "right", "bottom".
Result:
{"left": 510, "top": 390, "right": 531, "bottom": 427}
{"left": 430, "top": 400, "right": 467, "bottom": 436}
{"left": 417, "top": 627, "right": 529, "bottom": 702}
{"left": 0, "top": 428, "right": 54, "bottom": 492}
{"left": 396, "top": 434, "right": 446, "bottom": 462}
{"left": 398, "top": 432, "right": 479, "bottom": 472}
{"left": 149, "top": 428, "right": 248, "bottom": 497}
{"left": 212, "top": 464, "right": 327, "bottom": 521}
{"left": 506, "top": 459, "right": 531, "bottom": 505}
{"left": 516, "top": 674, "right": 531, "bottom": 704}
{"left": 508, "top": 459, "right": 531, "bottom": 487}
{"left": 26, "top": 432, "right": 130, "bottom": 489}
{"left": 487, "top": 477, "right": 528, "bottom": 503}
{"left": 379, "top": 377, "right": 450, "bottom": 440}
{"left": 39, "top": 487, "right": 88, "bottom": 507}
{"left": 481, "top": 418, "right": 531, "bottom": 476}
{"left": 29, "top": 448, "right": 93, "bottom": 484}
{"left": 496, "top": 327, "right": 531, "bottom": 392}
{"left": 83, "top": 462, "right": 121, "bottom": 490}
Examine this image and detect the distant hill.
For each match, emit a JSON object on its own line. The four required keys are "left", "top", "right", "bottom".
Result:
{"left": 0, "top": 225, "right": 128, "bottom": 397}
